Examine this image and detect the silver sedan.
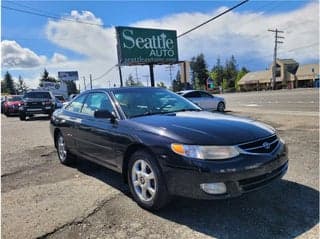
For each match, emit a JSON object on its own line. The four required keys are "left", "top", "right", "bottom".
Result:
{"left": 177, "top": 90, "right": 225, "bottom": 112}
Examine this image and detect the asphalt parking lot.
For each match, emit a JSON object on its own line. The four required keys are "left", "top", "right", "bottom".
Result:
{"left": 1, "top": 88, "right": 319, "bottom": 239}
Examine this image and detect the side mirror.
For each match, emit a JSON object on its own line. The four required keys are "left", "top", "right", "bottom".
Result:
{"left": 94, "top": 110, "right": 116, "bottom": 121}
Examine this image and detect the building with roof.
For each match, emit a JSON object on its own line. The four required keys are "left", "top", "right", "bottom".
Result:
{"left": 239, "top": 59, "right": 319, "bottom": 91}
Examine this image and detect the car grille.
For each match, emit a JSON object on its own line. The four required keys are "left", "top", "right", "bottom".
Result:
{"left": 238, "top": 162, "right": 288, "bottom": 192}
{"left": 27, "top": 102, "right": 43, "bottom": 108}
{"left": 238, "top": 134, "right": 279, "bottom": 154}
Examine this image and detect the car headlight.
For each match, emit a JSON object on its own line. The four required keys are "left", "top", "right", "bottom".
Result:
{"left": 171, "top": 144, "right": 240, "bottom": 160}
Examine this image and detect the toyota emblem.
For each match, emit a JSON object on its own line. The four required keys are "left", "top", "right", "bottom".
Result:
{"left": 262, "top": 142, "right": 271, "bottom": 149}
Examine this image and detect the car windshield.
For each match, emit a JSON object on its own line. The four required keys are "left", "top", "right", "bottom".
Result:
{"left": 24, "top": 92, "right": 51, "bottom": 99}
{"left": 8, "top": 96, "right": 22, "bottom": 101}
{"left": 113, "top": 88, "right": 201, "bottom": 118}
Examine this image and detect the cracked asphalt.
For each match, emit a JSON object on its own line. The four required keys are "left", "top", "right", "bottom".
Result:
{"left": 1, "top": 89, "right": 319, "bottom": 239}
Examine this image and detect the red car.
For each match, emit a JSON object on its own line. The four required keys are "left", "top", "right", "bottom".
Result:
{"left": 3, "top": 95, "right": 23, "bottom": 116}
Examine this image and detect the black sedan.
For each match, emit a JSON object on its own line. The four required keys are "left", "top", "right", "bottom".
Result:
{"left": 50, "top": 87, "right": 288, "bottom": 210}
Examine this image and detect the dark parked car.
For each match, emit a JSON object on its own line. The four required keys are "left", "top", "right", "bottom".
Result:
{"left": 3, "top": 95, "right": 23, "bottom": 116}
{"left": 177, "top": 90, "right": 225, "bottom": 112}
{"left": 19, "top": 90, "right": 55, "bottom": 120}
{"left": 50, "top": 87, "right": 288, "bottom": 210}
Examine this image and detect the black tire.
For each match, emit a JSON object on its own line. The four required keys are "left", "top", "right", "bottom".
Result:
{"left": 128, "top": 150, "right": 170, "bottom": 210}
{"left": 19, "top": 112, "right": 26, "bottom": 121}
{"left": 55, "top": 132, "right": 74, "bottom": 165}
{"left": 217, "top": 102, "right": 225, "bottom": 112}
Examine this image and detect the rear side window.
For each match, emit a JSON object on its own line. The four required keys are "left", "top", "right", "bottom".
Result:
{"left": 199, "top": 92, "right": 212, "bottom": 98}
{"left": 65, "top": 94, "right": 87, "bottom": 113}
{"left": 25, "top": 92, "right": 51, "bottom": 99}
{"left": 185, "top": 91, "right": 201, "bottom": 98}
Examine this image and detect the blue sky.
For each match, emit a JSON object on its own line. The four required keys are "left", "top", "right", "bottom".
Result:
{"left": 1, "top": 0, "right": 319, "bottom": 88}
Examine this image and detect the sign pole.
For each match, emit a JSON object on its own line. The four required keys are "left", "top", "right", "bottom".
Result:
{"left": 90, "top": 74, "right": 92, "bottom": 90}
{"left": 118, "top": 65, "right": 123, "bottom": 87}
{"left": 149, "top": 64, "right": 155, "bottom": 87}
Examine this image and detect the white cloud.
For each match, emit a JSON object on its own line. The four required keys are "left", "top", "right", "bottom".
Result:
{"left": 51, "top": 53, "right": 68, "bottom": 64}
{"left": 1, "top": 40, "right": 46, "bottom": 68}
{"left": 46, "top": 10, "right": 116, "bottom": 61}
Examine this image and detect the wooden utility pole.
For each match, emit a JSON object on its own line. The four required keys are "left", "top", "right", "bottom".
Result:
{"left": 89, "top": 74, "right": 93, "bottom": 90}
{"left": 83, "top": 76, "right": 87, "bottom": 90}
{"left": 268, "top": 28, "right": 284, "bottom": 90}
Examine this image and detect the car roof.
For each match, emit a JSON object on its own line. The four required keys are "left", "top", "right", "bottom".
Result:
{"left": 177, "top": 90, "right": 207, "bottom": 94}
{"left": 79, "top": 87, "right": 167, "bottom": 94}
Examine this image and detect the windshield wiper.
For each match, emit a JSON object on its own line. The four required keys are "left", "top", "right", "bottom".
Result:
{"left": 130, "top": 109, "right": 201, "bottom": 118}
{"left": 130, "top": 111, "right": 166, "bottom": 118}
{"left": 166, "top": 108, "right": 202, "bottom": 114}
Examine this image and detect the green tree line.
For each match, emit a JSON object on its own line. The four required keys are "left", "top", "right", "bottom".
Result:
{"left": 172, "top": 54, "right": 249, "bottom": 92}
{"left": 1, "top": 72, "right": 28, "bottom": 95}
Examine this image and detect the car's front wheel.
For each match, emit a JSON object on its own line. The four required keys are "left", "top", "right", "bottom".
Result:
{"left": 128, "top": 150, "right": 170, "bottom": 210}
{"left": 217, "top": 102, "right": 225, "bottom": 112}
{"left": 19, "top": 112, "right": 26, "bottom": 120}
{"left": 55, "top": 132, "right": 73, "bottom": 165}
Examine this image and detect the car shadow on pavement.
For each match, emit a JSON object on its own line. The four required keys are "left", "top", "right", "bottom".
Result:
{"left": 72, "top": 159, "right": 318, "bottom": 239}
{"left": 25, "top": 116, "right": 51, "bottom": 121}
{"left": 157, "top": 180, "right": 319, "bottom": 239}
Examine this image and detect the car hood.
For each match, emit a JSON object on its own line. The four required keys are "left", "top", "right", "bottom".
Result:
{"left": 129, "top": 111, "right": 275, "bottom": 145}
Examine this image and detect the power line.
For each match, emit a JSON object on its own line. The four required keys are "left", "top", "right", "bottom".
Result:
{"left": 177, "top": 0, "right": 249, "bottom": 38}
{"left": 5, "top": 0, "right": 61, "bottom": 18}
{"left": 1, "top": 5, "right": 105, "bottom": 27}
{"left": 91, "top": 65, "right": 117, "bottom": 81}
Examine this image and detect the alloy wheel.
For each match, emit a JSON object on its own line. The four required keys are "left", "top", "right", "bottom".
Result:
{"left": 57, "top": 135, "right": 67, "bottom": 162}
{"left": 131, "top": 159, "right": 157, "bottom": 202}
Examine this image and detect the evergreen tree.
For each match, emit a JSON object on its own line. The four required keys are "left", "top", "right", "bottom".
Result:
{"left": 39, "top": 68, "right": 57, "bottom": 86}
{"left": 2, "top": 71, "right": 16, "bottom": 94}
{"left": 1, "top": 80, "right": 5, "bottom": 93}
{"left": 224, "top": 55, "right": 238, "bottom": 89}
{"left": 190, "top": 53, "right": 209, "bottom": 89}
{"left": 171, "top": 71, "right": 183, "bottom": 92}
{"left": 16, "top": 76, "right": 28, "bottom": 94}
{"left": 65, "top": 81, "right": 79, "bottom": 95}
{"left": 210, "top": 57, "right": 224, "bottom": 87}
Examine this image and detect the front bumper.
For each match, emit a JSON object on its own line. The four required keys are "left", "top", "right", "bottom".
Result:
{"left": 161, "top": 143, "right": 288, "bottom": 199}
{"left": 19, "top": 106, "right": 53, "bottom": 115}
{"left": 6, "top": 106, "right": 19, "bottom": 114}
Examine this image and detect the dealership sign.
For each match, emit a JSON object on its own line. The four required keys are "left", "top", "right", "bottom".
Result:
{"left": 58, "top": 71, "right": 79, "bottom": 81}
{"left": 116, "top": 26, "right": 178, "bottom": 65}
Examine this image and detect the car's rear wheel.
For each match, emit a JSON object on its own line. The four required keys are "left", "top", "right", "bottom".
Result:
{"left": 128, "top": 150, "right": 170, "bottom": 210}
{"left": 217, "top": 102, "right": 225, "bottom": 112}
{"left": 56, "top": 132, "right": 73, "bottom": 165}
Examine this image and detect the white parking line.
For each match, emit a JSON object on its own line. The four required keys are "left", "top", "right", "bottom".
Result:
{"left": 244, "top": 104, "right": 260, "bottom": 107}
